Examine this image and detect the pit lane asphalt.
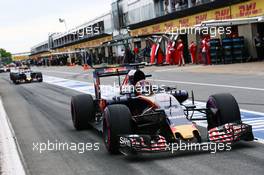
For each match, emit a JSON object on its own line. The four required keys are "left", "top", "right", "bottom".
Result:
{"left": 0, "top": 66, "right": 264, "bottom": 175}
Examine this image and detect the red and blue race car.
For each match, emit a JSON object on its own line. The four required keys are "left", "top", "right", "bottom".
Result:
{"left": 71, "top": 64, "right": 254, "bottom": 155}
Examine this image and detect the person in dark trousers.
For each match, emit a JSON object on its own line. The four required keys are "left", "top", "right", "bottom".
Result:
{"left": 143, "top": 45, "right": 151, "bottom": 63}
{"left": 125, "top": 47, "right": 133, "bottom": 64}
{"left": 254, "top": 33, "right": 264, "bottom": 60}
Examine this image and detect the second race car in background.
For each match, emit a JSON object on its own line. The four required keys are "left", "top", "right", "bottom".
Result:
{"left": 0, "top": 64, "right": 10, "bottom": 73}
{"left": 10, "top": 66, "right": 43, "bottom": 84}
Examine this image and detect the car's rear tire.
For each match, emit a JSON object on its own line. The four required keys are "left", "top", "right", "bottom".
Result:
{"left": 10, "top": 73, "right": 13, "bottom": 81}
{"left": 13, "top": 76, "right": 20, "bottom": 85}
{"left": 36, "top": 72, "right": 43, "bottom": 82}
{"left": 71, "top": 94, "right": 95, "bottom": 130}
{"left": 206, "top": 93, "right": 241, "bottom": 130}
{"left": 13, "top": 80, "right": 18, "bottom": 84}
{"left": 103, "top": 104, "right": 132, "bottom": 154}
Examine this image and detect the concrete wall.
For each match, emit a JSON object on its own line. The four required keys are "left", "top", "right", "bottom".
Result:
{"left": 238, "top": 24, "right": 257, "bottom": 58}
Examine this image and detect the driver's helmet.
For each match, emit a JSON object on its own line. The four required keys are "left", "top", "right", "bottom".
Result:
{"left": 128, "top": 70, "right": 146, "bottom": 86}
{"left": 20, "top": 65, "right": 29, "bottom": 69}
{"left": 19, "top": 66, "right": 30, "bottom": 73}
{"left": 135, "top": 80, "right": 153, "bottom": 96}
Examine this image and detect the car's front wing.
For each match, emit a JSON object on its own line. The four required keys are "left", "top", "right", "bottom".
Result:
{"left": 208, "top": 123, "right": 254, "bottom": 143}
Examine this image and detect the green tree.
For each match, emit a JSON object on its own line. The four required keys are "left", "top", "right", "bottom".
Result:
{"left": 0, "top": 48, "right": 11, "bottom": 58}
{"left": 0, "top": 48, "right": 12, "bottom": 64}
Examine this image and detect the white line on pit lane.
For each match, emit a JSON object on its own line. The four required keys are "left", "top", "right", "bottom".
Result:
{"left": 34, "top": 70, "right": 90, "bottom": 76}
{"left": 149, "top": 79, "right": 264, "bottom": 91}
{"left": 241, "top": 110, "right": 264, "bottom": 116}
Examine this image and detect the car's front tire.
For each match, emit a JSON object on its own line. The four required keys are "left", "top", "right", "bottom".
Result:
{"left": 206, "top": 93, "right": 241, "bottom": 130}
{"left": 13, "top": 80, "right": 20, "bottom": 85}
{"left": 13, "top": 75, "right": 20, "bottom": 85}
{"left": 103, "top": 104, "right": 132, "bottom": 154}
{"left": 71, "top": 94, "right": 95, "bottom": 130}
{"left": 36, "top": 72, "right": 43, "bottom": 82}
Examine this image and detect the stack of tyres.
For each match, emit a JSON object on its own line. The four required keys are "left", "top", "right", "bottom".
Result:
{"left": 210, "top": 38, "right": 222, "bottom": 64}
{"left": 222, "top": 38, "right": 233, "bottom": 64}
{"left": 232, "top": 37, "right": 245, "bottom": 63}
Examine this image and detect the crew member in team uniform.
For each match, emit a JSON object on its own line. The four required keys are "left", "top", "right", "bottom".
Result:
{"left": 171, "top": 42, "right": 178, "bottom": 65}
{"left": 156, "top": 47, "right": 164, "bottom": 65}
{"left": 189, "top": 41, "right": 197, "bottom": 64}
{"left": 165, "top": 41, "right": 173, "bottom": 64}
{"left": 201, "top": 37, "right": 211, "bottom": 65}
{"left": 206, "top": 37, "right": 211, "bottom": 65}
{"left": 169, "top": 42, "right": 176, "bottom": 65}
{"left": 150, "top": 44, "right": 164, "bottom": 65}
{"left": 150, "top": 43, "right": 157, "bottom": 64}
{"left": 176, "top": 39, "right": 185, "bottom": 66}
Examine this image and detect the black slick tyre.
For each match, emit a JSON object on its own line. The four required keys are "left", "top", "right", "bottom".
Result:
{"left": 71, "top": 94, "right": 95, "bottom": 130}
{"left": 206, "top": 93, "right": 241, "bottom": 130}
{"left": 103, "top": 104, "right": 132, "bottom": 154}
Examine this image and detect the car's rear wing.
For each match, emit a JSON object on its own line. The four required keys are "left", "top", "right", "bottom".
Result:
{"left": 94, "top": 63, "right": 145, "bottom": 78}
{"left": 93, "top": 63, "right": 145, "bottom": 99}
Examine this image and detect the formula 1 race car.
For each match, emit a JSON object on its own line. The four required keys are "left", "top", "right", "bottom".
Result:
{"left": 10, "top": 66, "right": 43, "bottom": 84}
{"left": 0, "top": 65, "right": 10, "bottom": 73}
{"left": 71, "top": 64, "right": 254, "bottom": 154}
